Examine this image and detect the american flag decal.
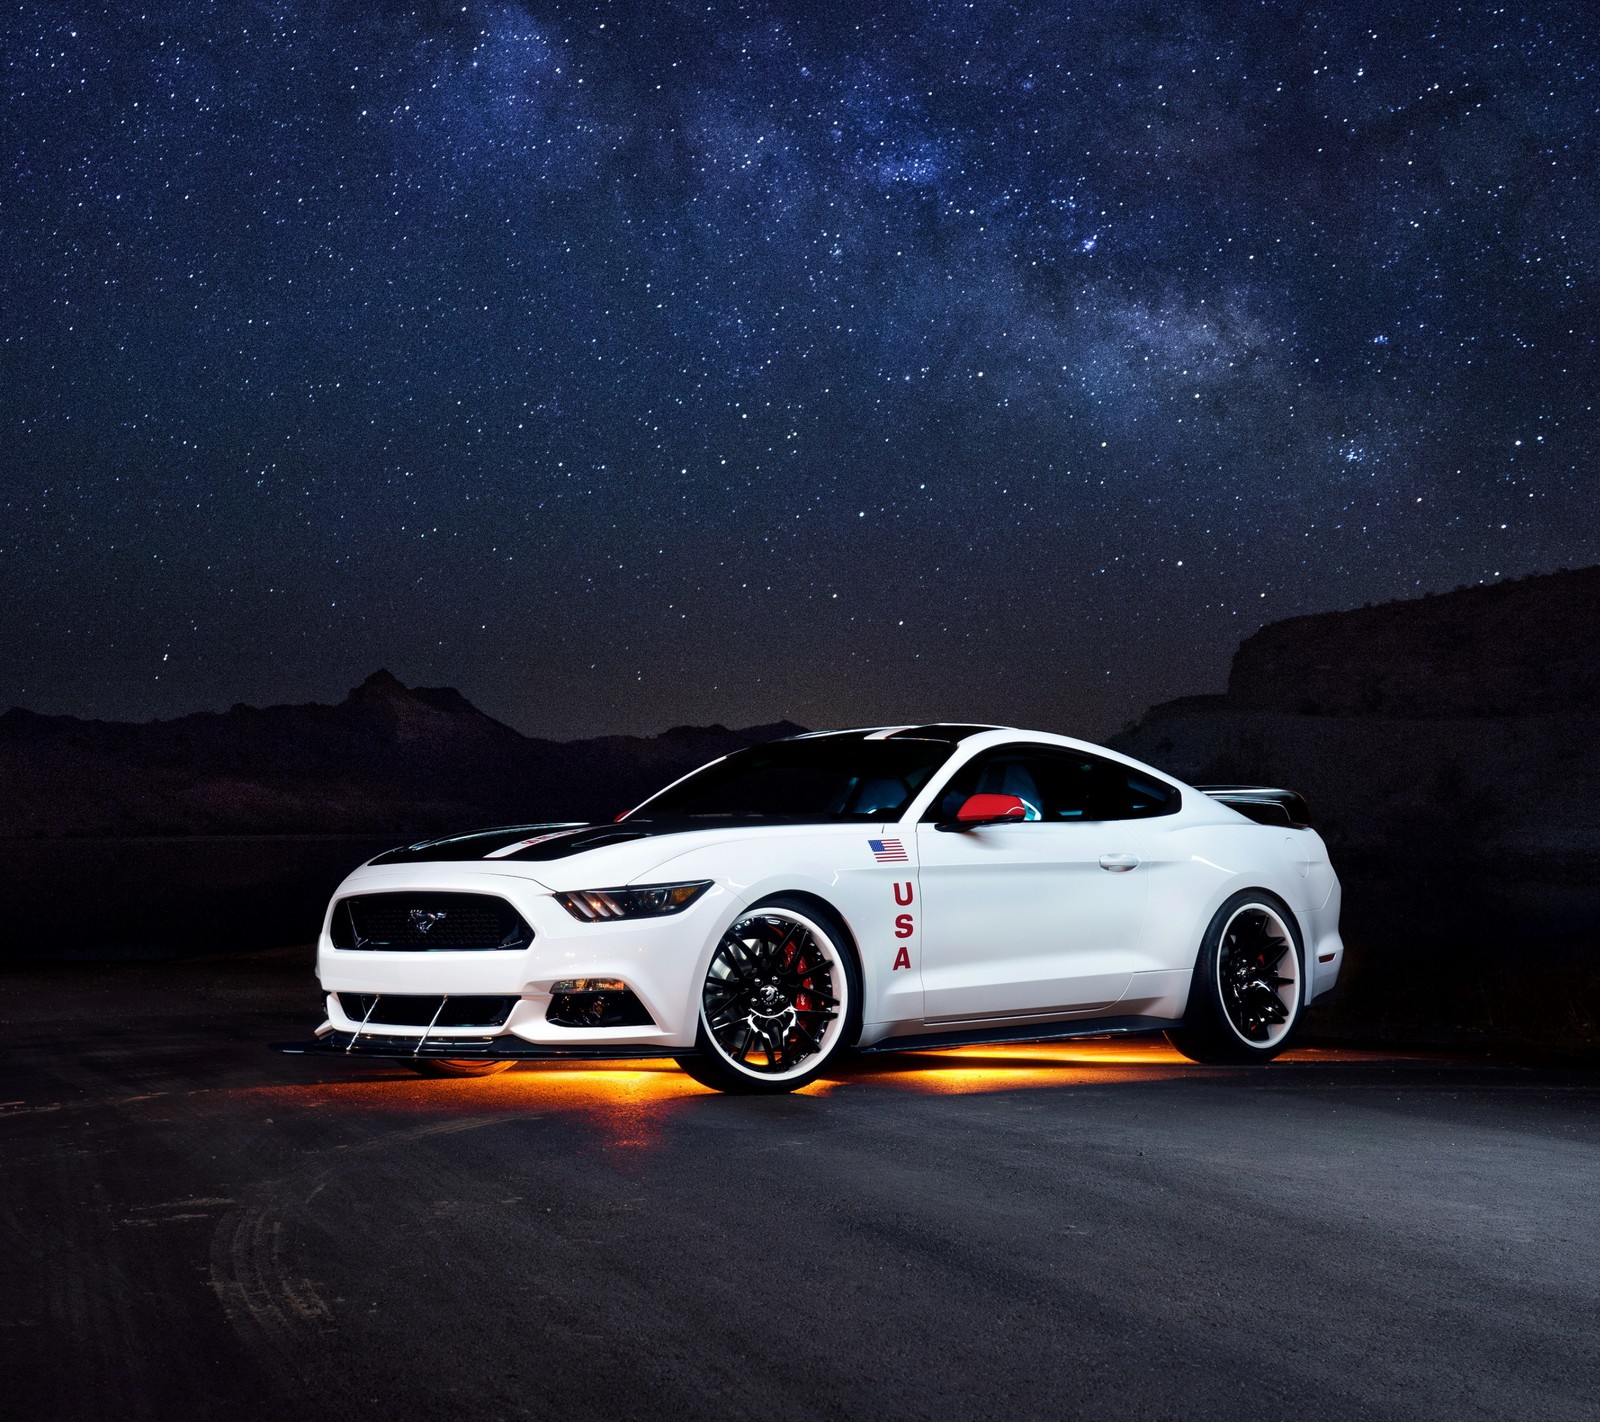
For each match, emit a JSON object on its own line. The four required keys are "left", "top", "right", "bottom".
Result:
{"left": 868, "top": 838, "right": 908, "bottom": 863}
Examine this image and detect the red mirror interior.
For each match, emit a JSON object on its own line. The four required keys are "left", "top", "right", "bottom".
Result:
{"left": 956, "top": 792, "right": 1030, "bottom": 824}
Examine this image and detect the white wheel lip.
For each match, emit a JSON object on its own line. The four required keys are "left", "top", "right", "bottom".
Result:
{"left": 699, "top": 906, "right": 851, "bottom": 1083}
{"left": 1215, "top": 900, "right": 1302, "bottom": 1050}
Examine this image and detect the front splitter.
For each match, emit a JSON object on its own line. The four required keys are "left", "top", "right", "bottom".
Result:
{"left": 271, "top": 1031, "right": 694, "bottom": 1061}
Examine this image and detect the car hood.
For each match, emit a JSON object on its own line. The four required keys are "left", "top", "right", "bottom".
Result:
{"left": 362, "top": 818, "right": 866, "bottom": 892}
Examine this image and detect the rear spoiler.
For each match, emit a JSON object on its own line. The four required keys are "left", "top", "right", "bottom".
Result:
{"left": 1196, "top": 785, "right": 1312, "bottom": 829}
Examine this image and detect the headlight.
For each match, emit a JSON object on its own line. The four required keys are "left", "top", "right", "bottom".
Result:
{"left": 554, "top": 881, "right": 712, "bottom": 922}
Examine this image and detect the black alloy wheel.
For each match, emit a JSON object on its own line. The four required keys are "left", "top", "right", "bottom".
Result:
{"left": 1218, "top": 906, "right": 1297, "bottom": 1042}
{"left": 676, "top": 897, "right": 859, "bottom": 1094}
{"left": 1167, "top": 890, "right": 1304, "bottom": 1065}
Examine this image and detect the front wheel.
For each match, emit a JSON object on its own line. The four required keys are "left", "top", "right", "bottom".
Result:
{"left": 1167, "top": 891, "right": 1305, "bottom": 1064}
{"left": 675, "top": 897, "right": 860, "bottom": 1094}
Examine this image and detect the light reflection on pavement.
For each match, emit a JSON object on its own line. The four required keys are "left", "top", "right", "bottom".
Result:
{"left": 238, "top": 1039, "right": 1433, "bottom": 1144}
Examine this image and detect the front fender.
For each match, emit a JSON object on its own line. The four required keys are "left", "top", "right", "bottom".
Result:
{"left": 643, "top": 835, "right": 923, "bottom": 1038}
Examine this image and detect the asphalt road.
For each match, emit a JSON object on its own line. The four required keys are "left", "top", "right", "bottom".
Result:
{"left": 3, "top": 950, "right": 1597, "bottom": 1422}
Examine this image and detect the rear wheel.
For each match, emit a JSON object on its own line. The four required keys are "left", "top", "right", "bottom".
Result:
{"left": 402, "top": 1058, "right": 513, "bottom": 1078}
{"left": 1167, "top": 891, "right": 1304, "bottom": 1064}
{"left": 675, "top": 897, "right": 859, "bottom": 1095}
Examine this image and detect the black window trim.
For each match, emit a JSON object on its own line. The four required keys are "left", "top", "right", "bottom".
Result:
{"left": 914, "top": 741, "right": 1183, "bottom": 824}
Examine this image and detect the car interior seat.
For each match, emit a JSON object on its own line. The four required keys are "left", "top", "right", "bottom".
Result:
{"left": 974, "top": 760, "right": 1044, "bottom": 820}
{"left": 849, "top": 777, "right": 911, "bottom": 815}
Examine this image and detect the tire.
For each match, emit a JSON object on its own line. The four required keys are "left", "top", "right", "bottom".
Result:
{"left": 675, "top": 895, "right": 861, "bottom": 1095}
{"left": 1167, "top": 890, "right": 1305, "bottom": 1065}
{"left": 402, "top": 1058, "right": 514, "bottom": 1078}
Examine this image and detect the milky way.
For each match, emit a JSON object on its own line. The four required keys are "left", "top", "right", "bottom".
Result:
{"left": 4, "top": 2, "right": 1597, "bottom": 737}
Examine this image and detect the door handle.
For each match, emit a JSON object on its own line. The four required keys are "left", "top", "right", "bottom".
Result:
{"left": 1098, "top": 854, "right": 1140, "bottom": 872}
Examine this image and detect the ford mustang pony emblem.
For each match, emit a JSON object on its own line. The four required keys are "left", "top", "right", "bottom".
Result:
{"left": 409, "top": 908, "right": 448, "bottom": 934}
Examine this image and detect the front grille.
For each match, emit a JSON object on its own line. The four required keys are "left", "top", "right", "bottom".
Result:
{"left": 337, "top": 993, "right": 518, "bottom": 1029}
{"left": 330, "top": 892, "right": 532, "bottom": 951}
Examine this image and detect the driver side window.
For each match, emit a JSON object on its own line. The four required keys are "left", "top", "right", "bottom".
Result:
{"left": 925, "top": 751, "right": 1045, "bottom": 822}
{"left": 924, "top": 746, "right": 1180, "bottom": 823}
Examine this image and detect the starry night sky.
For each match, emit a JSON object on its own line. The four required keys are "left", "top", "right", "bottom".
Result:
{"left": 4, "top": 2, "right": 1598, "bottom": 739}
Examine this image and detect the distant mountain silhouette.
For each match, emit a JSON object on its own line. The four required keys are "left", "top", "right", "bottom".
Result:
{"left": 0, "top": 671, "right": 805, "bottom": 837}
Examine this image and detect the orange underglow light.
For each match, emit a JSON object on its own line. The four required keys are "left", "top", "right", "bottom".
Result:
{"left": 253, "top": 1040, "right": 1418, "bottom": 1142}
{"left": 836, "top": 1037, "right": 1202, "bottom": 1096}
{"left": 843, "top": 1038, "right": 1413, "bottom": 1096}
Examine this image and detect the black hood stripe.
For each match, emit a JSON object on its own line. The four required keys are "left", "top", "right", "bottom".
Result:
{"left": 368, "top": 823, "right": 591, "bottom": 864}
{"left": 367, "top": 816, "right": 863, "bottom": 865}
{"left": 370, "top": 822, "right": 683, "bottom": 864}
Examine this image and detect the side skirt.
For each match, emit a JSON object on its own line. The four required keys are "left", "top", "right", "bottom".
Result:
{"left": 857, "top": 1014, "right": 1182, "bottom": 1055}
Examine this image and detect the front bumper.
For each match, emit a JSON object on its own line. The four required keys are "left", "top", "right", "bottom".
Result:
{"left": 272, "top": 1031, "right": 694, "bottom": 1062}
{"left": 307, "top": 862, "right": 740, "bottom": 1053}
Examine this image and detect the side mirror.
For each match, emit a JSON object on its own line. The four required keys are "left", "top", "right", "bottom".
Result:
{"left": 937, "top": 793, "right": 1032, "bottom": 832}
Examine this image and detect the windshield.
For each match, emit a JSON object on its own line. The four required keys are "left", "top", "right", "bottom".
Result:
{"left": 626, "top": 737, "right": 956, "bottom": 822}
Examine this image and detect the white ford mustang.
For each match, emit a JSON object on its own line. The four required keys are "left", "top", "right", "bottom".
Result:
{"left": 277, "top": 725, "right": 1343, "bottom": 1093}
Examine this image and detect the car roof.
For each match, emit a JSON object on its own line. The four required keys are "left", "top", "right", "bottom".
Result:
{"left": 785, "top": 723, "right": 1004, "bottom": 744}
{"left": 782, "top": 724, "right": 1187, "bottom": 783}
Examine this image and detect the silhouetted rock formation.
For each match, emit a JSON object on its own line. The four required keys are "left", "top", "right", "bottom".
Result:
{"left": 0, "top": 672, "right": 805, "bottom": 838}
{"left": 1110, "top": 567, "right": 1600, "bottom": 858}
{"left": 1110, "top": 567, "right": 1600, "bottom": 1052}
{"left": 1227, "top": 566, "right": 1600, "bottom": 718}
